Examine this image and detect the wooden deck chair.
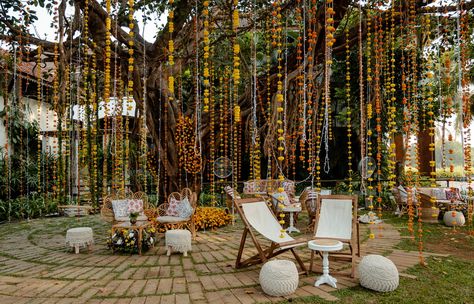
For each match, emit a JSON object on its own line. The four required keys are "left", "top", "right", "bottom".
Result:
{"left": 234, "top": 198, "right": 308, "bottom": 273}
{"left": 310, "top": 195, "right": 360, "bottom": 278}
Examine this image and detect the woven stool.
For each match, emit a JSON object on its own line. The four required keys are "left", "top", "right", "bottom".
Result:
{"left": 165, "top": 229, "right": 192, "bottom": 256}
{"left": 259, "top": 260, "right": 298, "bottom": 297}
{"left": 358, "top": 255, "right": 399, "bottom": 292}
{"left": 66, "top": 227, "right": 93, "bottom": 254}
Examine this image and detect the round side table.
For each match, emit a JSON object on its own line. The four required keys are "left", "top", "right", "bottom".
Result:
{"left": 308, "top": 239, "right": 343, "bottom": 288}
{"left": 282, "top": 205, "right": 302, "bottom": 233}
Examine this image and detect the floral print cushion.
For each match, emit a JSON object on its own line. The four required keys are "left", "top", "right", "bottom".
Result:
{"left": 127, "top": 199, "right": 144, "bottom": 215}
{"left": 432, "top": 188, "right": 447, "bottom": 200}
{"left": 271, "top": 191, "right": 291, "bottom": 208}
{"left": 243, "top": 181, "right": 256, "bottom": 194}
{"left": 282, "top": 181, "right": 295, "bottom": 197}
{"left": 166, "top": 197, "right": 181, "bottom": 216}
{"left": 175, "top": 197, "right": 194, "bottom": 219}
{"left": 445, "top": 188, "right": 461, "bottom": 201}
{"left": 112, "top": 200, "right": 129, "bottom": 218}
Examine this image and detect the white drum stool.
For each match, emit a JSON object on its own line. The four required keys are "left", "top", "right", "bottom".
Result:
{"left": 165, "top": 229, "right": 192, "bottom": 256}
{"left": 66, "top": 227, "right": 93, "bottom": 254}
{"left": 308, "top": 239, "right": 343, "bottom": 288}
{"left": 259, "top": 260, "right": 299, "bottom": 296}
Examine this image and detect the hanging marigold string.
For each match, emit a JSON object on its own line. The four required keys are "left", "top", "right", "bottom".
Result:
{"left": 36, "top": 45, "right": 42, "bottom": 194}
{"left": 91, "top": 43, "right": 99, "bottom": 205}
{"left": 202, "top": 0, "right": 210, "bottom": 113}
{"left": 103, "top": 0, "right": 112, "bottom": 195}
{"left": 345, "top": 29, "right": 353, "bottom": 194}
{"left": 176, "top": 115, "right": 202, "bottom": 174}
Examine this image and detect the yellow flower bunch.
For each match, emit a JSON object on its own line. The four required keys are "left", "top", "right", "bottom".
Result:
{"left": 202, "top": 0, "right": 210, "bottom": 113}
{"left": 193, "top": 207, "right": 233, "bottom": 231}
{"left": 234, "top": 105, "right": 240, "bottom": 122}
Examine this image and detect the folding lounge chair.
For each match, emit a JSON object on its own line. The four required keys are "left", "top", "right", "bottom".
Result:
{"left": 310, "top": 195, "right": 360, "bottom": 278}
{"left": 234, "top": 198, "right": 308, "bottom": 273}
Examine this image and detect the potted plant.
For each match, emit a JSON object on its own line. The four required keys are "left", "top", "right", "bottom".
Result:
{"left": 129, "top": 212, "right": 139, "bottom": 225}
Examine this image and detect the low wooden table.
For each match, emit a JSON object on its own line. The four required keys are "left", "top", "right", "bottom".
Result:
{"left": 59, "top": 205, "right": 92, "bottom": 217}
{"left": 111, "top": 221, "right": 151, "bottom": 255}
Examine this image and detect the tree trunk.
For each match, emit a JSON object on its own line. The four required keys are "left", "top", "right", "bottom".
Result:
{"left": 418, "top": 129, "right": 433, "bottom": 177}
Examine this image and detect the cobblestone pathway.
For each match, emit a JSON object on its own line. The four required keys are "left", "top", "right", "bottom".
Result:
{"left": 0, "top": 215, "right": 444, "bottom": 303}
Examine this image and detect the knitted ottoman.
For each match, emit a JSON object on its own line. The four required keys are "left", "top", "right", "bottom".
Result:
{"left": 259, "top": 260, "right": 298, "bottom": 297}
{"left": 66, "top": 227, "right": 93, "bottom": 254}
{"left": 443, "top": 211, "right": 465, "bottom": 227}
{"left": 358, "top": 255, "right": 399, "bottom": 292}
{"left": 165, "top": 229, "right": 192, "bottom": 257}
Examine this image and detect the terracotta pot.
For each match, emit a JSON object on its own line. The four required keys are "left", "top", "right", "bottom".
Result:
{"left": 420, "top": 207, "right": 440, "bottom": 224}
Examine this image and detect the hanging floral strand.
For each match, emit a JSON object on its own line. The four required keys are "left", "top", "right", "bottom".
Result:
{"left": 36, "top": 46, "right": 42, "bottom": 194}
{"left": 102, "top": 0, "right": 112, "bottom": 195}
{"left": 345, "top": 29, "right": 353, "bottom": 194}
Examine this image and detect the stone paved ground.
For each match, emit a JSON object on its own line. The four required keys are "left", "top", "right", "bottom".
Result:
{"left": 0, "top": 215, "right": 446, "bottom": 303}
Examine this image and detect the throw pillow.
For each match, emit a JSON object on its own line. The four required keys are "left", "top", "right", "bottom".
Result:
{"left": 112, "top": 200, "right": 129, "bottom": 218}
{"left": 432, "top": 188, "right": 446, "bottom": 200}
{"left": 445, "top": 188, "right": 461, "bottom": 201}
{"left": 271, "top": 191, "right": 291, "bottom": 208}
{"left": 398, "top": 185, "right": 408, "bottom": 201}
{"left": 176, "top": 197, "right": 194, "bottom": 219}
{"left": 224, "top": 186, "right": 235, "bottom": 199}
{"left": 244, "top": 181, "right": 255, "bottom": 194}
{"left": 166, "top": 197, "right": 180, "bottom": 216}
{"left": 127, "top": 199, "right": 144, "bottom": 215}
{"left": 282, "top": 181, "right": 295, "bottom": 196}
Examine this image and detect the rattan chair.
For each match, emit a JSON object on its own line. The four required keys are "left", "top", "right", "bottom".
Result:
{"left": 156, "top": 190, "right": 197, "bottom": 239}
{"left": 100, "top": 189, "right": 149, "bottom": 223}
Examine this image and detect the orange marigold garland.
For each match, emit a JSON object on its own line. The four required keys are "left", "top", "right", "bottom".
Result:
{"left": 36, "top": 45, "right": 42, "bottom": 193}
{"left": 103, "top": 0, "right": 112, "bottom": 195}
{"left": 176, "top": 115, "right": 202, "bottom": 174}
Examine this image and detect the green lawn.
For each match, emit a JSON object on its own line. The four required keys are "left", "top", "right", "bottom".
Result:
{"left": 279, "top": 213, "right": 474, "bottom": 304}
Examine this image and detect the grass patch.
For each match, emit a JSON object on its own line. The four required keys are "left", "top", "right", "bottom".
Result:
{"left": 282, "top": 256, "right": 474, "bottom": 304}
{"left": 383, "top": 213, "right": 474, "bottom": 259}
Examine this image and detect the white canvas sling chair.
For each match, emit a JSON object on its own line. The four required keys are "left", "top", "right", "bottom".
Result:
{"left": 234, "top": 198, "right": 308, "bottom": 273}
{"left": 310, "top": 195, "right": 360, "bottom": 278}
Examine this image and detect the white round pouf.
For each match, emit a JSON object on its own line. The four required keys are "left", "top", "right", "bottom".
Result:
{"left": 259, "top": 260, "right": 298, "bottom": 297}
{"left": 66, "top": 227, "right": 93, "bottom": 254}
{"left": 165, "top": 229, "right": 192, "bottom": 256}
{"left": 358, "top": 255, "right": 399, "bottom": 292}
{"left": 443, "top": 211, "right": 465, "bottom": 227}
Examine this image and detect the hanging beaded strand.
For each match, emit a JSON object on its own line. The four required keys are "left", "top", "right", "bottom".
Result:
{"left": 36, "top": 45, "right": 42, "bottom": 194}
{"left": 345, "top": 29, "right": 353, "bottom": 194}
{"left": 102, "top": 0, "right": 112, "bottom": 195}
{"left": 232, "top": 0, "right": 241, "bottom": 193}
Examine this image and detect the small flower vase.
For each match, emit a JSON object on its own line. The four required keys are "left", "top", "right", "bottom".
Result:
{"left": 130, "top": 217, "right": 137, "bottom": 225}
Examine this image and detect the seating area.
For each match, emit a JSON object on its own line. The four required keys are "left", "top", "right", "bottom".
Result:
{"left": 1, "top": 0, "right": 473, "bottom": 301}
{"left": 101, "top": 190, "right": 150, "bottom": 223}
{"left": 0, "top": 200, "right": 452, "bottom": 303}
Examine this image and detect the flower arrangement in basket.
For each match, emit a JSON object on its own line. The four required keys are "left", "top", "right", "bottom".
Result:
{"left": 107, "top": 226, "right": 156, "bottom": 254}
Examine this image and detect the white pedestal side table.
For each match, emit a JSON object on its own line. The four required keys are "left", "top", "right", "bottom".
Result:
{"left": 282, "top": 205, "right": 302, "bottom": 233}
{"left": 308, "top": 239, "right": 343, "bottom": 288}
